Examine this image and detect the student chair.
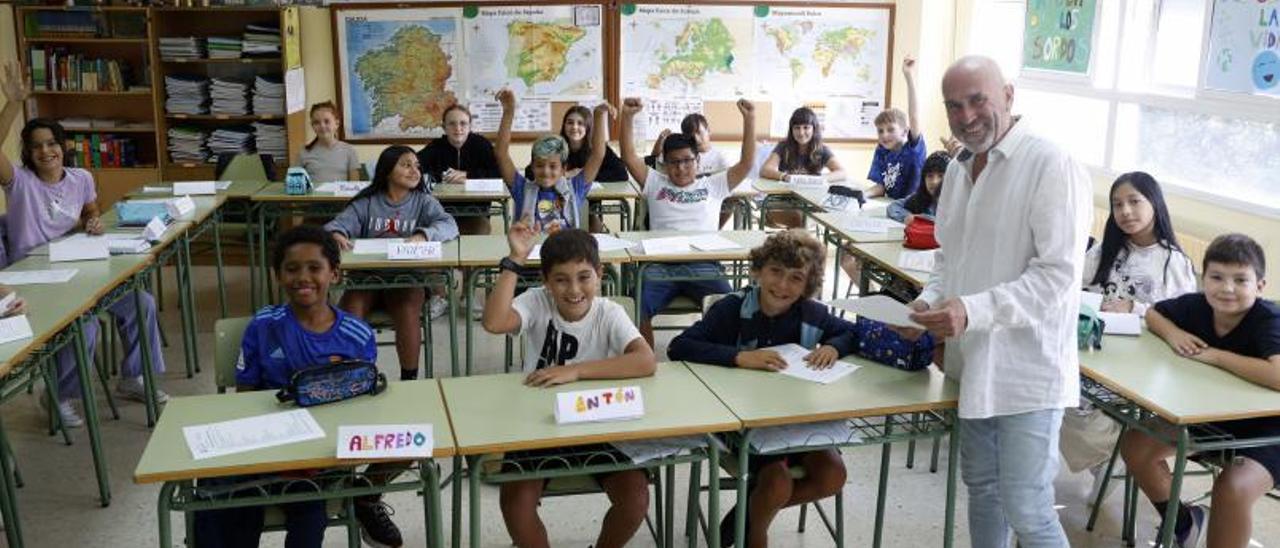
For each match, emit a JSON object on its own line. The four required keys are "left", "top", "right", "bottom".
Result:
{"left": 212, "top": 317, "right": 362, "bottom": 547}
{"left": 687, "top": 294, "right": 845, "bottom": 545}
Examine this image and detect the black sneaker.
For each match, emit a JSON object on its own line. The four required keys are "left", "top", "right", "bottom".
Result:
{"left": 355, "top": 499, "right": 403, "bottom": 548}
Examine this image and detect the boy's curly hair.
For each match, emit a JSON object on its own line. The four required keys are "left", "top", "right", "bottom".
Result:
{"left": 748, "top": 229, "right": 826, "bottom": 298}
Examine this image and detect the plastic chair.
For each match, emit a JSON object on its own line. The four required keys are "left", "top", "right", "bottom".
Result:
{"left": 212, "top": 317, "right": 361, "bottom": 546}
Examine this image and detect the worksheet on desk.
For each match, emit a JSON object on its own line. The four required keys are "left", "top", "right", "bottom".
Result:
{"left": 0, "top": 269, "right": 78, "bottom": 285}
{"left": 766, "top": 344, "right": 861, "bottom": 385}
{"left": 183, "top": 409, "right": 325, "bottom": 460}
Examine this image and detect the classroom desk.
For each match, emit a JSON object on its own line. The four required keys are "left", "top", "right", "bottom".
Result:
{"left": 685, "top": 360, "right": 961, "bottom": 548}
{"left": 617, "top": 230, "right": 767, "bottom": 324}
{"left": 127, "top": 180, "right": 268, "bottom": 200}
{"left": 806, "top": 211, "right": 905, "bottom": 299}
{"left": 440, "top": 363, "right": 741, "bottom": 548}
{"left": 0, "top": 253, "right": 154, "bottom": 530}
{"left": 457, "top": 234, "right": 631, "bottom": 376}
{"left": 134, "top": 379, "right": 454, "bottom": 548}
{"left": 588, "top": 181, "right": 640, "bottom": 230}
{"left": 1079, "top": 332, "right": 1280, "bottom": 546}
{"left": 428, "top": 183, "right": 512, "bottom": 229}
{"left": 339, "top": 241, "right": 461, "bottom": 377}
{"left": 248, "top": 185, "right": 354, "bottom": 308}
{"left": 843, "top": 241, "right": 930, "bottom": 303}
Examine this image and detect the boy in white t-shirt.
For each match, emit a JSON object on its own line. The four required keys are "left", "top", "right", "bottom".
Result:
{"left": 481, "top": 222, "right": 657, "bottom": 548}
{"left": 619, "top": 96, "right": 757, "bottom": 345}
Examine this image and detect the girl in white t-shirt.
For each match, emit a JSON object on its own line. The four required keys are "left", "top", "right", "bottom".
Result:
{"left": 1065, "top": 171, "right": 1197, "bottom": 500}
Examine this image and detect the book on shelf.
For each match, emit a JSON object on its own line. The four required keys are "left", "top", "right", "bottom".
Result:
{"left": 64, "top": 133, "right": 141, "bottom": 169}
{"left": 28, "top": 48, "right": 133, "bottom": 92}
{"left": 24, "top": 11, "right": 100, "bottom": 38}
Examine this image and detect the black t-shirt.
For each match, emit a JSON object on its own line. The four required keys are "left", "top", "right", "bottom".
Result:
{"left": 416, "top": 133, "right": 500, "bottom": 184}
{"left": 1153, "top": 293, "right": 1280, "bottom": 359}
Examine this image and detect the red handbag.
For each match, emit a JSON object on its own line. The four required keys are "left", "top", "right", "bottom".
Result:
{"left": 903, "top": 217, "right": 939, "bottom": 249}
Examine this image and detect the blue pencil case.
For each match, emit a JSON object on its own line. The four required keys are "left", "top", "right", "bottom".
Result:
{"left": 115, "top": 202, "right": 172, "bottom": 227}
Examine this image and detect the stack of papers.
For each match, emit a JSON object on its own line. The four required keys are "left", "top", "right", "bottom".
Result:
{"left": 207, "top": 36, "right": 242, "bottom": 59}
{"left": 252, "top": 121, "right": 287, "bottom": 160}
{"left": 167, "top": 126, "right": 210, "bottom": 163}
{"left": 0, "top": 269, "right": 78, "bottom": 285}
{"left": 208, "top": 127, "right": 255, "bottom": 157}
{"left": 243, "top": 23, "right": 281, "bottom": 56}
{"left": 611, "top": 435, "right": 717, "bottom": 465}
{"left": 750, "top": 420, "right": 861, "bottom": 452}
{"left": 765, "top": 344, "right": 862, "bottom": 384}
{"left": 164, "top": 75, "right": 209, "bottom": 115}
{"left": 827, "top": 295, "right": 923, "bottom": 329}
{"left": 210, "top": 78, "right": 250, "bottom": 116}
{"left": 252, "top": 75, "right": 285, "bottom": 116}
{"left": 593, "top": 233, "right": 635, "bottom": 253}
{"left": 158, "top": 36, "right": 206, "bottom": 60}
{"left": 183, "top": 409, "right": 324, "bottom": 460}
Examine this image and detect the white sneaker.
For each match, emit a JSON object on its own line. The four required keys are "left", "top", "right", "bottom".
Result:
{"left": 1088, "top": 459, "right": 1124, "bottom": 506}
{"left": 116, "top": 376, "right": 170, "bottom": 404}
{"left": 428, "top": 295, "right": 448, "bottom": 320}
{"left": 36, "top": 394, "right": 84, "bottom": 429}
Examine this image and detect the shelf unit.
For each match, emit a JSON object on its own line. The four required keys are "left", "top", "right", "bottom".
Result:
{"left": 151, "top": 6, "right": 303, "bottom": 181}
{"left": 15, "top": 5, "right": 160, "bottom": 207}
{"left": 13, "top": 5, "right": 304, "bottom": 205}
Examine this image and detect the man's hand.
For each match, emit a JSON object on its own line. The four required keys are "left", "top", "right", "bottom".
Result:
{"left": 524, "top": 366, "right": 579, "bottom": 388}
{"left": 909, "top": 298, "right": 968, "bottom": 338}
{"left": 734, "top": 349, "right": 787, "bottom": 371}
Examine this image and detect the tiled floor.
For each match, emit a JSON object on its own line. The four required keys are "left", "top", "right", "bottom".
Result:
{"left": 2, "top": 263, "right": 1275, "bottom": 547}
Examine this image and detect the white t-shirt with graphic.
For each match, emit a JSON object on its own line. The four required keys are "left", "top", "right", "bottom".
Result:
{"left": 643, "top": 170, "right": 731, "bottom": 232}
{"left": 1082, "top": 240, "right": 1198, "bottom": 316}
{"left": 511, "top": 288, "right": 642, "bottom": 373}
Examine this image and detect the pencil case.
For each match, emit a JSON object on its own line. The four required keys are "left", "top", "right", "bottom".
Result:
{"left": 855, "top": 317, "right": 935, "bottom": 371}
{"left": 115, "top": 202, "right": 172, "bottom": 227}
{"left": 276, "top": 360, "right": 387, "bottom": 407}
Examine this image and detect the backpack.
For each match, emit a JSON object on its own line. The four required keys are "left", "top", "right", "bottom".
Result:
{"left": 903, "top": 216, "right": 939, "bottom": 250}
{"left": 1078, "top": 304, "right": 1105, "bottom": 350}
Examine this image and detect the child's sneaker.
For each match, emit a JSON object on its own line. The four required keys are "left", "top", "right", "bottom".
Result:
{"left": 1176, "top": 504, "right": 1208, "bottom": 548}
{"left": 355, "top": 499, "right": 403, "bottom": 547}
{"left": 36, "top": 394, "right": 84, "bottom": 428}
{"left": 428, "top": 295, "right": 448, "bottom": 320}
{"left": 116, "top": 376, "right": 170, "bottom": 404}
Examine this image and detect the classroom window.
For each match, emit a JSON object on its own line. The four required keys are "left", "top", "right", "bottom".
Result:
{"left": 965, "top": 0, "right": 1280, "bottom": 216}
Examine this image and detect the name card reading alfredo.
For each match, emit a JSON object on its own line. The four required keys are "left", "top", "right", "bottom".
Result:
{"left": 337, "top": 424, "right": 434, "bottom": 459}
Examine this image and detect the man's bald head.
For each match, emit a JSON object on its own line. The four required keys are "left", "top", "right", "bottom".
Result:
{"left": 942, "top": 55, "right": 1015, "bottom": 154}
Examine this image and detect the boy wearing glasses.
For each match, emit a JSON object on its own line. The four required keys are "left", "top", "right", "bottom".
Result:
{"left": 618, "top": 97, "right": 757, "bottom": 345}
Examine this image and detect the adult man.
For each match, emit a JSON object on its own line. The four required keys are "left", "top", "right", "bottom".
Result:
{"left": 908, "top": 55, "right": 1091, "bottom": 546}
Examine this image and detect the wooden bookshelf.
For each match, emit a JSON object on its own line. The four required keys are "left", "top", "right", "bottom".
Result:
{"left": 152, "top": 6, "right": 304, "bottom": 181}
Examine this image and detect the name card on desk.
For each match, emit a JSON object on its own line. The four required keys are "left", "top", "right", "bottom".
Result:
{"left": 787, "top": 174, "right": 827, "bottom": 187}
{"left": 897, "top": 249, "right": 937, "bottom": 272}
{"left": 554, "top": 386, "right": 644, "bottom": 425}
{"left": 0, "top": 315, "right": 34, "bottom": 345}
{"left": 842, "top": 216, "right": 897, "bottom": 234}
{"left": 316, "top": 181, "right": 368, "bottom": 196}
{"left": 1098, "top": 312, "right": 1142, "bottom": 336}
{"left": 173, "top": 181, "right": 216, "bottom": 196}
{"left": 143, "top": 216, "right": 169, "bottom": 241}
{"left": 50, "top": 236, "right": 109, "bottom": 262}
{"left": 639, "top": 237, "right": 691, "bottom": 256}
{"left": 387, "top": 241, "right": 442, "bottom": 260}
{"left": 464, "top": 178, "right": 505, "bottom": 193}
{"left": 166, "top": 196, "right": 196, "bottom": 219}
{"left": 337, "top": 424, "right": 433, "bottom": 459}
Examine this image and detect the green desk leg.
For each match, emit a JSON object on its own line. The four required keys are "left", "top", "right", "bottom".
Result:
{"left": 72, "top": 318, "right": 111, "bottom": 506}
{"left": 248, "top": 203, "right": 262, "bottom": 310}
{"left": 708, "top": 434, "right": 721, "bottom": 548}
{"left": 665, "top": 463, "right": 675, "bottom": 548}
{"left": 135, "top": 285, "right": 160, "bottom": 427}
{"left": 872, "top": 417, "right": 894, "bottom": 548}
{"left": 213, "top": 210, "right": 228, "bottom": 318}
{"left": 734, "top": 430, "right": 751, "bottom": 548}
{"left": 828, "top": 228, "right": 842, "bottom": 301}
{"left": 180, "top": 232, "right": 201, "bottom": 375}
{"left": 464, "top": 269, "right": 477, "bottom": 376}
{"left": 422, "top": 459, "right": 444, "bottom": 548}
{"left": 156, "top": 481, "right": 178, "bottom": 548}
{"left": 452, "top": 455, "right": 463, "bottom": 548}
{"left": 0, "top": 416, "right": 24, "bottom": 548}
{"left": 1156, "top": 428, "right": 1190, "bottom": 548}
{"left": 468, "top": 456, "right": 481, "bottom": 548}
{"left": 943, "top": 412, "right": 959, "bottom": 548}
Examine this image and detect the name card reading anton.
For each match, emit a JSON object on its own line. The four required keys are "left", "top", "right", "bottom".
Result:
{"left": 554, "top": 386, "right": 644, "bottom": 425}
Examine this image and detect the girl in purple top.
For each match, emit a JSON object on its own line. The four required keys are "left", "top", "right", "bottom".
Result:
{"left": 0, "top": 65, "right": 166, "bottom": 427}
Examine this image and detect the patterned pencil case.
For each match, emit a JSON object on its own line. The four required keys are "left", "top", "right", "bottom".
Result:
{"left": 855, "top": 316, "right": 935, "bottom": 371}
{"left": 275, "top": 360, "right": 387, "bottom": 407}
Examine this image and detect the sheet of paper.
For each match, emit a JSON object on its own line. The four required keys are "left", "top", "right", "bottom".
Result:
{"left": 351, "top": 238, "right": 404, "bottom": 256}
{"left": 182, "top": 409, "right": 325, "bottom": 460}
{"left": 612, "top": 435, "right": 713, "bottom": 465}
{"left": 640, "top": 237, "right": 691, "bottom": 255}
{"left": 0, "top": 269, "right": 78, "bottom": 285}
{"left": 1080, "top": 291, "right": 1103, "bottom": 311}
{"left": 215, "top": 180, "right": 234, "bottom": 191}
{"left": 0, "top": 315, "right": 34, "bottom": 345}
{"left": 593, "top": 234, "right": 635, "bottom": 253}
{"left": 141, "top": 185, "right": 170, "bottom": 194}
{"left": 172, "top": 181, "right": 216, "bottom": 195}
{"left": 143, "top": 216, "right": 169, "bottom": 241}
{"left": 285, "top": 66, "right": 306, "bottom": 115}
{"left": 897, "top": 250, "right": 937, "bottom": 272}
{"left": 166, "top": 196, "right": 196, "bottom": 219}
{"left": 49, "top": 237, "right": 110, "bottom": 263}
{"left": 749, "top": 420, "right": 860, "bottom": 453}
{"left": 766, "top": 344, "right": 862, "bottom": 385}
{"left": 827, "top": 295, "right": 924, "bottom": 329}
{"left": 688, "top": 234, "right": 741, "bottom": 252}
{"left": 1098, "top": 312, "right": 1142, "bottom": 336}
{"left": 464, "top": 178, "right": 505, "bottom": 193}
{"left": 109, "top": 238, "right": 151, "bottom": 254}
